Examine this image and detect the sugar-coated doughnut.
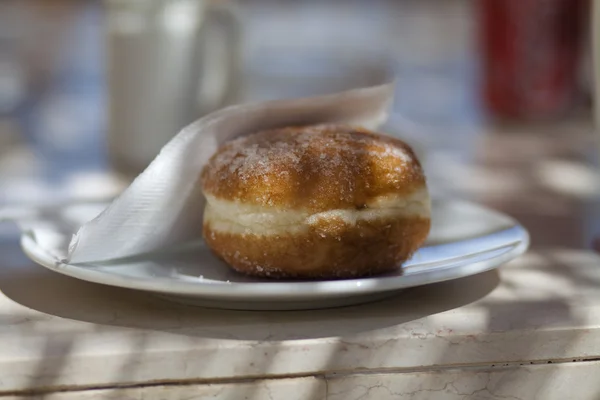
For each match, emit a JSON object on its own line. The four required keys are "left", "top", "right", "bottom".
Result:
{"left": 201, "top": 124, "right": 430, "bottom": 279}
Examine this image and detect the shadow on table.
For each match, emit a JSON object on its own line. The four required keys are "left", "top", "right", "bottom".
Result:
{"left": 0, "top": 245, "right": 594, "bottom": 399}
{"left": 412, "top": 249, "right": 595, "bottom": 399}
{"left": 0, "top": 253, "right": 499, "bottom": 340}
{"left": 0, "top": 241, "right": 500, "bottom": 397}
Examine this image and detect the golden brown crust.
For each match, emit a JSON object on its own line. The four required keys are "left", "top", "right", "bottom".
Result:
{"left": 201, "top": 124, "right": 430, "bottom": 279}
{"left": 201, "top": 124, "right": 426, "bottom": 212}
{"left": 204, "top": 217, "right": 430, "bottom": 279}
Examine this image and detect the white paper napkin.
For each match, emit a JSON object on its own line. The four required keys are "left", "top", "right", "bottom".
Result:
{"left": 65, "top": 83, "right": 394, "bottom": 264}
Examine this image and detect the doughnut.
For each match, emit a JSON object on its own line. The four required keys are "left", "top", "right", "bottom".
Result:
{"left": 200, "top": 124, "right": 431, "bottom": 279}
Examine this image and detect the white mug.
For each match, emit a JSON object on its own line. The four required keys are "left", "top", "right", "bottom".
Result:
{"left": 106, "top": 0, "right": 241, "bottom": 176}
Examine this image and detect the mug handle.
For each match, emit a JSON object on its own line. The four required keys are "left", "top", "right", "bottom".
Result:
{"left": 196, "top": 0, "right": 242, "bottom": 114}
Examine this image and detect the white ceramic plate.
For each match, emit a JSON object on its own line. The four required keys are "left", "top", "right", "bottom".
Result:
{"left": 20, "top": 198, "right": 529, "bottom": 310}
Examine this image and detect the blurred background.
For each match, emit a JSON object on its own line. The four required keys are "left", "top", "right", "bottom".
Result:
{"left": 0, "top": 0, "right": 597, "bottom": 248}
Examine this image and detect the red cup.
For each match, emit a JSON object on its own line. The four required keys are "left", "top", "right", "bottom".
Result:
{"left": 479, "top": 0, "right": 587, "bottom": 119}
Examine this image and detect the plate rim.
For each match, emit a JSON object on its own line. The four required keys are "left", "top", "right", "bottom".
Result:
{"left": 20, "top": 199, "right": 530, "bottom": 300}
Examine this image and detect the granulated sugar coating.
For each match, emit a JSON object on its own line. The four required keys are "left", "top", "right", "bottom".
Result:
{"left": 201, "top": 124, "right": 431, "bottom": 279}
{"left": 201, "top": 124, "right": 425, "bottom": 212}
